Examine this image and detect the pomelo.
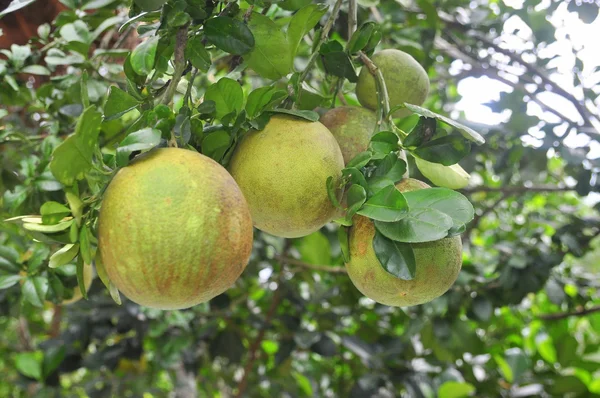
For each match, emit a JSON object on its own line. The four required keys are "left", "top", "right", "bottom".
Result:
{"left": 356, "top": 49, "right": 430, "bottom": 118}
{"left": 98, "top": 148, "right": 253, "bottom": 310}
{"left": 320, "top": 106, "right": 378, "bottom": 165}
{"left": 229, "top": 115, "right": 344, "bottom": 238}
{"left": 345, "top": 178, "right": 462, "bottom": 306}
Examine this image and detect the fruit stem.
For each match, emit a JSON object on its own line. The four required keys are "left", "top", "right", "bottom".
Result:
{"left": 358, "top": 51, "right": 410, "bottom": 178}
{"left": 160, "top": 26, "right": 189, "bottom": 108}
{"left": 295, "top": 0, "right": 344, "bottom": 88}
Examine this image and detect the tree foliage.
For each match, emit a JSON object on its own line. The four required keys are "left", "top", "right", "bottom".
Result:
{"left": 1, "top": 0, "right": 599, "bottom": 396}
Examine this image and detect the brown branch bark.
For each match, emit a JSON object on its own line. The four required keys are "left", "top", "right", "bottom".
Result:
{"left": 539, "top": 305, "right": 600, "bottom": 321}
{"left": 49, "top": 305, "right": 62, "bottom": 338}
{"left": 275, "top": 255, "right": 348, "bottom": 274}
{"left": 234, "top": 284, "right": 283, "bottom": 397}
{"left": 18, "top": 316, "right": 33, "bottom": 351}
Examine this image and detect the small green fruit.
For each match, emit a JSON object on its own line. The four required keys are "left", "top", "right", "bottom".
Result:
{"left": 229, "top": 115, "right": 344, "bottom": 238}
{"left": 345, "top": 178, "right": 462, "bottom": 307}
{"left": 320, "top": 106, "right": 377, "bottom": 165}
{"left": 356, "top": 49, "right": 430, "bottom": 118}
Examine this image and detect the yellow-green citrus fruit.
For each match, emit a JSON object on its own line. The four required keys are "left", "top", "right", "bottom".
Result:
{"left": 320, "top": 106, "right": 378, "bottom": 165}
{"left": 98, "top": 148, "right": 253, "bottom": 310}
{"left": 345, "top": 178, "right": 462, "bottom": 307}
{"left": 414, "top": 158, "right": 471, "bottom": 190}
{"left": 229, "top": 115, "right": 344, "bottom": 238}
{"left": 63, "top": 263, "right": 94, "bottom": 305}
{"left": 133, "top": 0, "right": 168, "bottom": 11}
{"left": 356, "top": 49, "right": 430, "bottom": 118}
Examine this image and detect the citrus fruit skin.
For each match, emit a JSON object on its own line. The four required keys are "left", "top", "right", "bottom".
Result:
{"left": 356, "top": 49, "right": 430, "bottom": 118}
{"left": 320, "top": 106, "right": 377, "bottom": 165}
{"left": 229, "top": 115, "right": 344, "bottom": 238}
{"left": 98, "top": 148, "right": 253, "bottom": 310}
{"left": 133, "top": 0, "right": 168, "bottom": 11}
{"left": 345, "top": 178, "right": 462, "bottom": 307}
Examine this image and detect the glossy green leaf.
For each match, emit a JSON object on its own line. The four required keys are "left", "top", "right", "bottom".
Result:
{"left": 437, "top": 381, "right": 475, "bottom": 398}
{"left": 412, "top": 135, "right": 471, "bottom": 166}
{"left": 130, "top": 36, "right": 159, "bottom": 76}
{"left": 246, "top": 86, "right": 287, "bottom": 119}
{"left": 50, "top": 106, "right": 102, "bottom": 186}
{"left": 204, "top": 16, "right": 255, "bottom": 55}
{"left": 104, "top": 86, "right": 140, "bottom": 121}
{"left": 94, "top": 251, "right": 121, "bottom": 305}
{"left": 402, "top": 188, "right": 474, "bottom": 229}
{"left": 287, "top": 4, "right": 328, "bottom": 56}
{"left": 268, "top": 109, "right": 319, "bottom": 122}
{"left": 15, "top": 352, "right": 43, "bottom": 381}
{"left": 22, "top": 276, "right": 49, "bottom": 307}
{"left": 49, "top": 243, "right": 79, "bottom": 269}
{"left": 185, "top": 36, "right": 211, "bottom": 72}
{"left": 40, "top": 201, "right": 71, "bottom": 225}
{"left": 374, "top": 207, "right": 453, "bottom": 243}
{"left": 0, "top": 275, "right": 22, "bottom": 290}
{"left": 204, "top": 78, "right": 244, "bottom": 120}
{"left": 403, "top": 116, "right": 437, "bottom": 148}
{"left": 116, "top": 128, "right": 161, "bottom": 167}
{"left": 245, "top": 13, "right": 292, "bottom": 80}
{"left": 357, "top": 185, "right": 408, "bottom": 222}
{"left": 373, "top": 230, "right": 416, "bottom": 280}
{"left": 369, "top": 131, "right": 399, "bottom": 159}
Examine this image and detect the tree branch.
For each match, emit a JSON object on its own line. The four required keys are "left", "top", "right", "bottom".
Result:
{"left": 539, "top": 305, "right": 600, "bottom": 321}
{"left": 348, "top": 0, "right": 357, "bottom": 39}
{"left": 234, "top": 283, "right": 283, "bottom": 397}
{"left": 161, "top": 26, "right": 189, "bottom": 107}
{"left": 275, "top": 255, "right": 348, "bottom": 274}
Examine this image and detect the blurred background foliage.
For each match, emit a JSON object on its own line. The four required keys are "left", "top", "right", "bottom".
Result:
{"left": 1, "top": 0, "right": 600, "bottom": 396}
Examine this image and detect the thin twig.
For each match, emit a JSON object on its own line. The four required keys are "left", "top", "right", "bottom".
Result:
{"left": 275, "top": 255, "right": 347, "bottom": 274}
{"left": 357, "top": 51, "right": 391, "bottom": 129}
{"left": 234, "top": 283, "right": 283, "bottom": 397}
{"left": 296, "top": 0, "right": 344, "bottom": 84}
{"left": 539, "top": 305, "right": 600, "bottom": 321}
{"left": 348, "top": 0, "right": 358, "bottom": 39}
{"left": 161, "top": 26, "right": 189, "bottom": 107}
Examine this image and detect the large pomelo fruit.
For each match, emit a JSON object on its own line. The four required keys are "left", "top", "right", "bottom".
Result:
{"left": 355, "top": 49, "right": 430, "bottom": 118}
{"left": 98, "top": 148, "right": 253, "bottom": 310}
{"left": 229, "top": 115, "right": 344, "bottom": 238}
{"left": 345, "top": 178, "right": 462, "bottom": 306}
{"left": 320, "top": 106, "right": 377, "bottom": 165}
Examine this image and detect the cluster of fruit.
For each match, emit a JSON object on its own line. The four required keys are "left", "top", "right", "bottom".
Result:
{"left": 97, "top": 49, "right": 462, "bottom": 310}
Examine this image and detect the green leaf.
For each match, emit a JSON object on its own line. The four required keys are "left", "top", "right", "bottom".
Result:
{"left": 185, "top": 36, "right": 211, "bottom": 72}
{"left": 338, "top": 226, "right": 350, "bottom": 263}
{"left": 287, "top": 4, "right": 328, "bottom": 56}
{"left": 346, "top": 151, "right": 373, "bottom": 169}
{"left": 42, "top": 346, "right": 66, "bottom": 380}
{"left": 22, "top": 276, "right": 49, "bottom": 307}
{"left": 347, "top": 22, "right": 376, "bottom": 54}
{"left": 202, "top": 130, "right": 231, "bottom": 162}
{"left": 326, "top": 176, "right": 342, "bottom": 209}
{"left": 437, "top": 381, "right": 475, "bottom": 398}
{"left": 50, "top": 106, "right": 102, "bottom": 186}
{"left": 204, "top": 78, "right": 244, "bottom": 120}
{"left": 320, "top": 43, "right": 358, "bottom": 82}
{"left": 130, "top": 36, "right": 159, "bottom": 76}
{"left": 204, "top": 16, "right": 255, "bottom": 55}
{"left": 23, "top": 219, "right": 74, "bottom": 233}
{"left": 342, "top": 167, "right": 369, "bottom": 191}
{"left": 403, "top": 104, "right": 485, "bottom": 145}
{"left": 76, "top": 256, "right": 88, "bottom": 300}
{"left": 95, "top": 252, "right": 121, "bottom": 305}
{"left": 104, "top": 86, "right": 140, "bottom": 121}
{"left": 535, "top": 333, "right": 557, "bottom": 363}
{"left": 368, "top": 153, "right": 407, "bottom": 191}
{"left": 116, "top": 128, "right": 161, "bottom": 167}
{"left": 49, "top": 243, "right": 79, "bottom": 269}
{"left": 402, "top": 188, "right": 474, "bottom": 229}
{"left": 15, "top": 352, "right": 43, "bottom": 381}
{"left": 295, "top": 231, "right": 331, "bottom": 265}
{"left": 245, "top": 13, "right": 293, "bottom": 80}
{"left": 79, "top": 226, "right": 93, "bottom": 265}
{"left": 293, "top": 372, "right": 313, "bottom": 397}
{"left": 40, "top": 201, "right": 71, "bottom": 225}
{"left": 346, "top": 184, "right": 367, "bottom": 220}
{"left": 0, "top": 275, "right": 22, "bottom": 290}
{"left": 414, "top": 158, "right": 470, "bottom": 190}
{"left": 369, "top": 131, "right": 399, "bottom": 159}
{"left": 246, "top": 86, "right": 287, "bottom": 119}
{"left": 21, "top": 65, "right": 51, "bottom": 75}
{"left": 412, "top": 135, "right": 471, "bottom": 166}
{"left": 403, "top": 116, "right": 437, "bottom": 147}
{"left": 81, "top": 70, "right": 90, "bottom": 108}
{"left": 356, "top": 184, "right": 408, "bottom": 222}
{"left": 374, "top": 207, "right": 453, "bottom": 243}
{"left": 373, "top": 230, "right": 416, "bottom": 280}
{"left": 60, "top": 21, "right": 91, "bottom": 44}
{"left": 268, "top": 109, "right": 319, "bottom": 122}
